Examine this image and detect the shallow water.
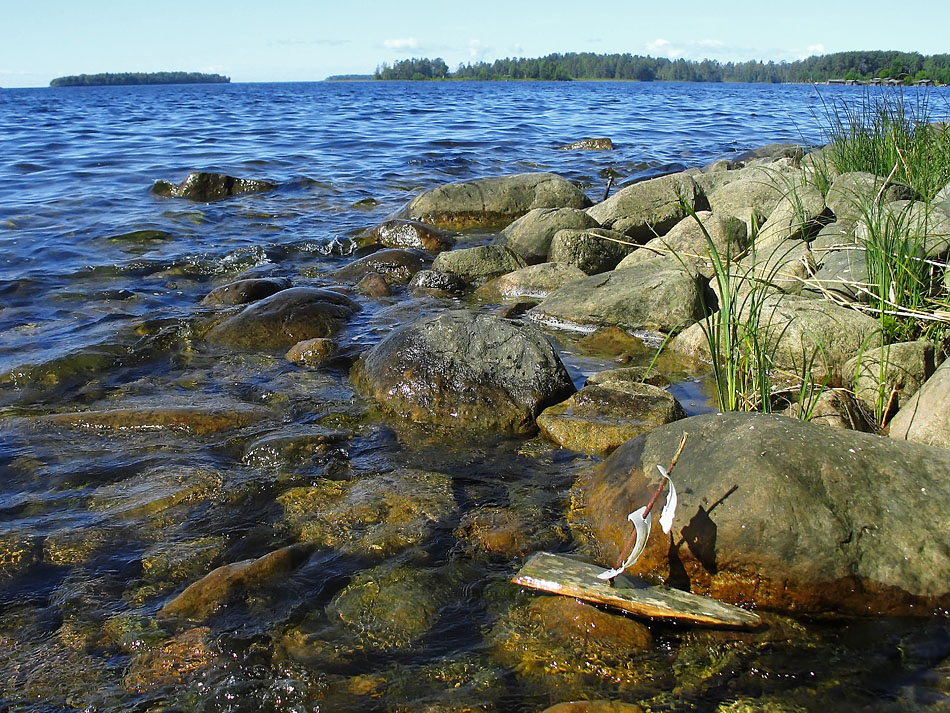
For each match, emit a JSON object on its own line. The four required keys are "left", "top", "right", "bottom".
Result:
{"left": 0, "top": 81, "right": 948, "bottom": 712}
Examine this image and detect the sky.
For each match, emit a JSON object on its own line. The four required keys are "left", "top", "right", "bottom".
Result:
{"left": 1, "top": 0, "right": 949, "bottom": 88}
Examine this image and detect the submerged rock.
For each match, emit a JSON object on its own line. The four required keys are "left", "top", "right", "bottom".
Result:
{"left": 330, "top": 248, "right": 431, "bottom": 286}
{"left": 574, "top": 412, "right": 950, "bottom": 615}
{"left": 365, "top": 218, "right": 455, "bottom": 253}
{"left": 205, "top": 286, "right": 359, "bottom": 349}
{"left": 33, "top": 403, "right": 269, "bottom": 435}
{"left": 124, "top": 627, "right": 216, "bottom": 693}
{"left": 352, "top": 310, "right": 575, "bottom": 434}
{"left": 201, "top": 276, "right": 293, "bottom": 307}
{"left": 407, "top": 172, "right": 592, "bottom": 231}
{"left": 537, "top": 381, "right": 686, "bottom": 455}
{"left": 151, "top": 171, "right": 276, "bottom": 201}
{"left": 558, "top": 137, "right": 615, "bottom": 151}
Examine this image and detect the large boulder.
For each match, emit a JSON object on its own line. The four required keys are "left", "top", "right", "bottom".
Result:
{"left": 888, "top": 356, "right": 950, "bottom": 448}
{"left": 548, "top": 227, "right": 636, "bottom": 275}
{"left": 351, "top": 310, "right": 575, "bottom": 434}
{"left": 151, "top": 172, "right": 275, "bottom": 201}
{"left": 844, "top": 340, "right": 937, "bottom": 421}
{"left": 205, "top": 287, "right": 359, "bottom": 349}
{"left": 493, "top": 208, "right": 600, "bottom": 264}
{"left": 586, "top": 173, "right": 706, "bottom": 243}
{"left": 406, "top": 172, "right": 591, "bottom": 231}
{"left": 753, "top": 182, "right": 831, "bottom": 252}
{"left": 430, "top": 245, "right": 527, "bottom": 286}
{"left": 825, "top": 171, "right": 917, "bottom": 228}
{"left": 528, "top": 258, "right": 707, "bottom": 333}
{"left": 573, "top": 412, "right": 950, "bottom": 615}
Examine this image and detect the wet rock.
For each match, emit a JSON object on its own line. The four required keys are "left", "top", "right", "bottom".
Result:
{"left": 330, "top": 248, "right": 430, "bottom": 286}
{"left": 493, "top": 207, "right": 601, "bottom": 264}
{"left": 454, "top": 505, "right": 564, "bottom": 558}
{"left": 548, "top": 227, "right": 636, "bottom": 274}
{"left": 408, "top": 268, "right": 469, "bottom": 296}
{"left": 474, "top": 262, "right": 587, "bottom": 301}
{"left": 496, "top": 300, "right": 538, "bottom": 319}
{"left": 430, "top": 244, "right": 527, "bottom": 286}
{"left": 844, "top": 340, "right": 936, "bottom": 422}
{"left": 618, "top": 211, "right": 748, "bottom": 276}
{"left": 285, "top": 336, "right": 337, "bottom": 367}
{"left": 672, "top": 292, "right": 882, "bottom": 383}
{"left": 587, "top": 366, "right": 670, "bottom": 389}
{"left": 576, "top": 326, "right": 651, "bottom": 361}
{"left": 888, "top": 355, "right": 950, "bottom": 448}
{"left": 89, "top": 465, "right": 224, "bottom": 526}
{"left": 326, "top": 562, "right": 449, "bottom": 650}
{"left": 407, "top": 172, "right": 592, "bottom": 231}
{"left": 158, "top": 542, "right": 317, "bottom": 621}
{"left": 356, "top": 272, "right": 392, "bottom": 297}
{"left": 490, "top": 594, "right": 655, "bottom": 688}
{"left": 277, "top": 468, "right": 455, "bottom": 558}
{"left": 243, "top": 426, "right": 350, "bottom": 471}
{"left": 0, "top": 533, "right": 42, "bottom": 580}
{"left": 124, "top": 627, "right": 216, "bottom": 693}
{"left": 528, "top": 259, "right": 706, "bottom": 334}
{"left": 541, "top": 702, "right": 645, "bottom": 713}
{"left": 34, "top": 403, "right": 269, "bottom": 435}
{"left": 537, "top": 381, "right": 686, "bottom": 455}
{"left": 205, "top": 286, "right": 359, "bottom": 350}
{"left": 366, "top": 218, "right": 455, "bottom": 253}
{"left": 151, "top": 171, "right": 276, "bottom": 201}
{"left": 586, "top": 172, "right": 706, "bottom": 243}
{"left": 352, "top": 310, "right": 575, "bottom": 434}
{"left": 200, "top": 276, "right": 293, "bottom": 307}
{"left": 141, "top": 536, "right": 228, "bottom": 585}
{"left": 558, "top": 137, "right": 615, "bottom": 151}
{"left": 574, "top": 412, "right": 950, "bottom": 615}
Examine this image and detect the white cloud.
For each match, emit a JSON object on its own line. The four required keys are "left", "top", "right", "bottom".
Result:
{"left": 383, "top": 37, "right": 419, "bottom": 51}
{"left": 467, "top": 39, "right": 490, "bottom": 59}
{"left": 808, "top": 43, "right": 825, "bottom": 54}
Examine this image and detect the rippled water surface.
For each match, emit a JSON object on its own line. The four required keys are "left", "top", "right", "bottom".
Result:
{"left": 0, "top": 81, "right": 947, "bottom": 712}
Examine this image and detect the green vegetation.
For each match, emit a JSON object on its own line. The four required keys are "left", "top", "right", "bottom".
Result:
{"left": 376, "top": 51, "right": 950, "bottom": 83}
{"left": 50, "top": 72, "right": 230, "bottom": 87}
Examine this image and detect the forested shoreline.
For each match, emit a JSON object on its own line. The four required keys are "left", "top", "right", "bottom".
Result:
{"left": 375, "top": 50, "right": 950, "bottom": 83}
{"left": 50, "top": 72, "right": 230, "bottom": 87}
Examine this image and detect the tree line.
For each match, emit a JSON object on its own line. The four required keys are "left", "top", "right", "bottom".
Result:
{"left": 50, "top": 72, "right": 231, "bottom": 87}
{"left": 374, "top": 51, "right": 950, "bottom": 84}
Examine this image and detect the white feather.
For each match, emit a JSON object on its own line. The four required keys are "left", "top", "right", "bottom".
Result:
{"left": 596, "top": 505, "right": 652, "bottom": 580}
{"left": 657, "top": 464, "right": 678, "bottom": 534}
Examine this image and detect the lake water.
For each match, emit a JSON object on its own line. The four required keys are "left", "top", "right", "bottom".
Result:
{"left": 0, "top": 80, "right": 947, "bottom": 712}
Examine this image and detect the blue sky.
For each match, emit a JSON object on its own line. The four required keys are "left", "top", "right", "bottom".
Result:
{"left": 1, "top": 0, "right": 948, "bottom": 87}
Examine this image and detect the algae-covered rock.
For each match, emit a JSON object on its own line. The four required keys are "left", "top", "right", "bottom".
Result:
{"left": 365, "top": 218, "right": 455, "bottom": 253}
{"left": 277, "top": 468, "right": 455, "bottom": 558}
{"left": 586, "top": 172, "right": 705, "bottom": 242}
{"left": 537, "top": 381, "right": 686, "bottom": 455}
{"left": 285, "top": 336, "right": 337, "bottom": 367}
{"left": 454, "top": 505, "right": 566, "bottom": 558}
{"left": 352, "top": 310, "right": 575, "bottom": 434}
{"left": 33, "top": 403, "right": 269, "bottom": 435}
{"left": 558, "top": 138, "right": 615, "bottom": 151}
{"left": 574, "top": 412, "right": 950, "bottom": 615}
{"left": 89, "top": 465, "right": 225, "bottom": 524}
{"left": 242, "top": 426, "right": 351, "bottom": 471}
{"left": 493, "top": 207, "right": 601, "bottom": 264}
{"left": 529, "top": 259, "right": 706, "bottom": 334}
{"left": 330, "top": 248, "right": 431, "bottom": 286}
{"left": 206, "top": 286, "right": 359, "bottom": 349}
{"left": 123, "top": 626, "right": 216, "bottom": 693}
{"left": 407, "top": 172, "right": 592, "bottom": 231}
{"left": 201, "top": 276, "right": 293, "bottom": 306}
{"left": 430, "top": 245, "right": 527, "bottom": 286}
{"left": 152, "top": 171, "right": 276, "bottom": 201}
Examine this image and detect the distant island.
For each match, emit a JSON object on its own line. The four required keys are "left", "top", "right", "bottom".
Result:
{"left": 325, "top": 74, "right": 373, "bottom": 81}
{"left": 375, "top": 51, "right": 950, "bottom": 85}
{"left": 50, "top": 72, "right": 230, "bottom": 87}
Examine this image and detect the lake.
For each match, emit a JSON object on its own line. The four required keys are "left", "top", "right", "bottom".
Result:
{"left": 0, "top": 80, "right": 947, "bottom": 712}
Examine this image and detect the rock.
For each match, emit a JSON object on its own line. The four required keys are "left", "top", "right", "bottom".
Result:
{"left": 541, "top": 702, "right": 645, "bottom": 713}
{"left": 205, "top": 286, "right": 359, "bottom": 349}
{"left": 548, "top": 227, "right": 636, "bottom": 274}
{"left": 573, "top": 412, "right": 950, "bottom": 615}
{"left": 89, "top": 465, "right": 224, "bottom": 524}
{"left": 151, "top": 171, "right": 275, "bottom": 201}
{"left": 124, "top": 627, "right": 215, "bottom": 693}
{"left": 141, "top": 537, "right": 228, "bottom": 585}
{"left": 672, "top": 292, "right": 882, "bottom": 383}
{"left": 158, "top": 543, "right": 317, "bottom": 621}
{"left": 731, "top": 142, "right": 805, "bottom": 166}
{"left": 558, "top": 138, "right": 615, "bottom": 151}
{"left": 34, "top": 403, "right": 269, "bottom": 435}
{"left": 330, "top": 248, "right": 430, "bottom": 286}
{"left": 356, "top": 272, "right": 391, "bottom": 297}
{"left": 802, "top": 247, "right": 869, "bottom": 303}
{"left": 200, "top": 277, "right": 293, "bottom": 307}
{"left": 351, "top": 310, "right": 575, "bottom": 434}
{"left": 738, "top": 236, "right": 814, "bottom": 294}
{"left": 586, "top": 172, "right": 706, "bottom": 242}
{"left": 576, "top": 326, "right": 651, "bottom": 362}
{"left": 844, "top": 340, "right": 936, "bottom": 422}
{"left": 617, "top": 211, "right": 748, "bottom": 277}
{"left": 537, "top": 381, "right": 686, "bottom": 455}
{"left": 825, "top": 172, "right": 917, "bottom": 228}
{"left": 528, "top": 259, "right": 706, "bottom": 334}
{"left": 780, "top": 388, "right": 872, "bottom": 431}
{"left": 754, "top": 182, "right": 831, "bottom": 252}
{"left": 586, "top": 366, "right": 670, "bottom": 389}
{"left": 454, "top": 506, "right": 558, "bottom": 558}
{"left": 326, "top": 562, "right": 448, "bottom": 650}
{"left": 705, "top": 175, "right": 786, "bottom": 234}
{"left": 474, "top": 262, "right": 587, "bottom": 301}
{"left": 277, "top": 468, "right": 455, "bottom": 558}
{"left": 888, "top": 355, "right": 950, "bottom": 448}
{"left": 365, "top": 218, "right": 455, "bottom": 253}
{"left": 407, "top": 172, "right": 592, "bottom": 231}
{"left": 242, "top": 426, "right": 350, "bottom": 471}
{"left": 430, "top": 245, "right": 527, "bottom": 286}
{"left": 854, "top": 200, "right": 950, "bottom": 259}
{"left": 285, "top": 337, "right": 337, "bottom": 367}
{"left": 493, "top": 207, "right": 601, "bottom": 264}
{"left": 408, "top": 268, "right": 469, "bottom": 296}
